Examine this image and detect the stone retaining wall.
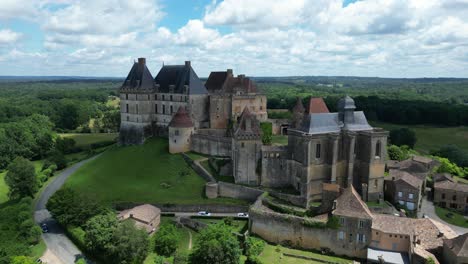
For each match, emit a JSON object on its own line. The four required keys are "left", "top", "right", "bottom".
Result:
{"left": 114, "top": 202, "right": 249, "bottom": 213}
{"left": 218, "top": 181, "right": 264, "bottom": 202}
{"left": 191, "top": 133, "right": 232, "bottom": 157}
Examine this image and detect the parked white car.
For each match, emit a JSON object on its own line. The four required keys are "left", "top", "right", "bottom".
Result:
{"left": 237, "top": 212, "right": 249, "bottom": 218}
{"left": 197, "top": 211, "right": 211, "bottom": 216}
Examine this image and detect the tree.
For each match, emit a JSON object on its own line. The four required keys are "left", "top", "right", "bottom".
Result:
{"left": 55, "top": 137, "right": 77, "bottom": 154}
{"left": 108, "top": 221, "right": 149, "bottom": 264}
{"left": 389, "top": 128, "right": 417, "bottom": 148}
{"left": 154, "top": 223, "right": 180, "bottom": 257}
{"left": 431, "top": 144, "right": 468, "bottom": 168}
{"left": 244, "top": 237, "right": 265, "bottom": 258}
{"left": 84, "top": 212, "right": 118, "bottom": 254}
{"left": 5, "top": 157, "right": 37, "bottom": 199}
{"left": 154, "top": 255, "right": 165, "bottom": 264}
{"left": 387, "top": 145, "right": 410, "bottom": 161}
{"left": 47, "top": 188, "right": 104, "bottom": 227}
{"left": 435, "top": 157, "right": 465, "bottom": 177}
{"left": 189, "top": 224, "right": 241, "bottom": 264}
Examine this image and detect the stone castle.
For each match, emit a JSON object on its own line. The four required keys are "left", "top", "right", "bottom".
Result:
{"left": 119, "top": 58, "right": 388, "bottom": 206}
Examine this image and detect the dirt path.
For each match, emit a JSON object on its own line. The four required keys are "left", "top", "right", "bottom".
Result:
{"left": 187, "top": 229, "right": 193, "bottom": 250}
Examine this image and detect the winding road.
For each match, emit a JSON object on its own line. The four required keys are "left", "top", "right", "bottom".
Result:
{"left": 34, "top": 156, "right": 99, "bottom": 264}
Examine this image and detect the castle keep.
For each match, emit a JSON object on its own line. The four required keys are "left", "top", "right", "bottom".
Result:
{"left": 119, "top": 59, "right": 388, "bottom": 204}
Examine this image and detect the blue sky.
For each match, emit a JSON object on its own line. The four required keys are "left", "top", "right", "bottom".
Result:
{"left": 0, "top": 0, "right": 467, "bottom": 77}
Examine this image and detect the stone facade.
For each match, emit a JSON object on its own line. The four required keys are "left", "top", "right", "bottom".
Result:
{"left": 384, "top": 170, "right": 424, "bottom": 211}
{"left": 434, "top": 179, "right": 468, "bottom": 214}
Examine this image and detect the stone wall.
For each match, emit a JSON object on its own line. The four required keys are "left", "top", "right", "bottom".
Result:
{"left": 249, "top": 204, "right": 367, "bottom": 259}
{"left": 268, "top": 118, "right": 289, "bottom": 135}
{"left": 269, "top": 191, "right": 306, "bottom": 208}
{"left": 181, "top": 153, "right": 215, "bottom": 182}
{"left": 218, "top": 182, "right": 264, "bottom": 201}
{"left": 115, "top": 202, "right": 249, "bottom": 213}
{"left": 191, "top": 133, "right": 232, "bottom": 157}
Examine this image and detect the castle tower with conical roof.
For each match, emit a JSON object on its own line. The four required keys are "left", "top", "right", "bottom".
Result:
{"left": 168, "top": 106, "right": 194, "bottom": 154}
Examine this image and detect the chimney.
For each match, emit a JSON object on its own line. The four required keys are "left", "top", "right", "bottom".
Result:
{"left": 185, "top": 61, "right": 191, "bottom": 67}
{"left": 227, "top": 69, "right": 233, "bottom": 76}
{"left": 138, "top": 58, "right": 146, "bottom": 65}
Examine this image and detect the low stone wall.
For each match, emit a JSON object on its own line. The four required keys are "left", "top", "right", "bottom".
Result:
{"left": 115, "top": 202, "right": 249, "bottom": 213}
{"left": 191, "top": 133, "right": 232, "bottom": 157}
{"left": 269, "top": 191, "right": 306, "bottom": 208}
{"left": 181, "top": 153, "right": 215, "bottom": 182}
{"left": 180, "top": 217, "right": 207, "bottom": 231}
{"left": 218, "top": 181, "right": 264, "bottom": 202}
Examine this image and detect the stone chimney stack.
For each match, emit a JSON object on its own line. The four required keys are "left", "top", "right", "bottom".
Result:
{"left": 138, "top": 58, "right": 146, "bottom": 65}
{"left": 227, "top": 69, "right": 233, "bottom": 77}
{"left": 185, "top": 61, "right": 191, "bottom": 67}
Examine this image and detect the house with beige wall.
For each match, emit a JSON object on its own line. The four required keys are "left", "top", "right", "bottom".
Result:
{"left": 434, "top": 179, "right": 468, "bottom": 214}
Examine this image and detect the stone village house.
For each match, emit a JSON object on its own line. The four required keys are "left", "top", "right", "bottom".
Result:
{"left": 118, "top": 204, "right": 161, "bottom": 234}
{"left": 384, "top": 169, "right": 424, "bottom": 211}
{"left": 434, "top": 178, "right": 468, "bottom": 215}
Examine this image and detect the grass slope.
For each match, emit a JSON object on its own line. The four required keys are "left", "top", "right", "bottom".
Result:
{"left": 59, "top": 133, "right": 118, "bottom": 147}
{"left": 65, "top": 137, "right": 245, "bottom": 205}
{"left": 370, "top": 122, "right": 468, "bottom": 153}
{"left": 435, "top": 206, "right": 468, "bottom": 228}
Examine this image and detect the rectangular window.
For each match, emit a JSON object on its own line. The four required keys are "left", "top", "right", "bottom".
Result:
{"left": 357, "top": 234, "right": 365, "bottom": 243}
{"left": 126, "top": 104, "right": 129, "bottom": 113}
{"left": 155, "top": 104, "right": 158, "bottom": 114}
{"left": 170, "top": 95, "right": 173, "bottom": 101}
{"left": 175, "top": 130, "right": 179, "bottom": 136}
{"left": 340, "top": 217, "right": 345, "bottom": 225}
{"left": 136, "top": 104, "right": 138, "bottom": 114}
{"left": 315, "top": 143, "right": 321, "bottom": 159}
{"left": 338, "top": 231, "right": 344, "bottom": 240}
{"left": 349, "top": 233, "right": 353, "bottom": 242}
{"left": 453, "top": 195, "right": 457, "bottom": 201}
{"left": 442, "top": 193, "right": 445, "bottom": 199}
{"left": 408, "top": 193, "right": 414, "bottom": 199}
{"left": 162, "top": 94, "right": 165, "bottom": 101}
{"left": 163, "top": 105, "right": 166, "bottom": 114}
{"left": 392, "top": 243, "right": 397, "bottom": 251}
{"left": 358, "top": 220, "right": 365, "bottom": 229}
{"left": 374, "top": 179, "right": 378, "bottom": 188}
{"left": 170, "top": 105, "right": 173, "bottom": 114}
{"left": 126, "top": 94, "right": 128, "bottom": 100}
{"left": 398, "top": 192, "right": 403, "bottom": 198}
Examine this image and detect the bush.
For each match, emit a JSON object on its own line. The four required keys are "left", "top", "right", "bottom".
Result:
{"left": 260, "top": 122, "right": 272, "bottom": 145}
{"left": 154, "top": 223, "right": 180, "bottom": 257}
{"left": 387, "top": 145, "right": 410, "bottom": 161}
{"left": 173, "top": 252, "right": 189, "bottom": 264}
{"left": 244, "top": 237, "right": 266, "bottom": 257}
{"left": 245, "top": 256, "right": 263, "bottom": 264}
{"left": 47, "top": 151, "right": 68, "bottom": 170}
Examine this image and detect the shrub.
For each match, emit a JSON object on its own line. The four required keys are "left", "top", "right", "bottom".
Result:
{"left": 245, "top": 256, "right": 263, "bottom": 264}
{"left": 244, "top": 237, "right": 266, "bottom": 257}
{"left": 260, "top": 122, "right": 272, "bottom": 145}
{"left": 154, "top": 223, "right": 180, "bottom": 257}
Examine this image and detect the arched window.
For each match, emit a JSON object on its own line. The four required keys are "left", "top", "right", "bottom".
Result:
{"left": 375, "top": 140, "right": 381, "bottom": 158}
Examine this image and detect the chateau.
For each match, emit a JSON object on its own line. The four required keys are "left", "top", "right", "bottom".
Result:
{"left": 118, "top": 59, "right": 462, "bottom": 262}
{"left": 119, "top": 58, "right": 387, "bottom": 205}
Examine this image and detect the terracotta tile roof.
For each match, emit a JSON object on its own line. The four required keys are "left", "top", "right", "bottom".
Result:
{"left": 169, "top": 107, "right": 194, "bottom": 128}
{"left": 119, "top": 204, "right": 161, "bottom": 223}
{"left": 444, "top": 233, "right": 468, "bottom": 257}
{"left": 434, "top": 180, "right": 468, "bottom": 192}
{"left": 389, "top": 169, "right": 423, "bottom": 189}
{"left": 333, "top": 186, "right": 373, "bottom": 219}
{"left": 398, "top": 159, "right": 430, "bottom": 174}
{"left": 308, "top": 97, "right": 330, "bottom": 113}
{"left": 372, "top": 214, "right": 457, "bottom": 251}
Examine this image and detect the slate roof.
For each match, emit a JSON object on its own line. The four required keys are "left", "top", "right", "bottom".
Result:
{"left": 434, "top": 180, "right": 468, "bottom": 192}
{"left": 433, "top": 173, "right": 453, "bottom": 183}
{"left": 389, "top": 169, "right": 423, "bottom": 189}
{"left": 412, "top": 155, "right": 433, "bottom": 165}
{"left": 308, "top": 97, "right": 329, "bottom": 113}
{"left": 444, "top": 233, "right": 468, "bottom": 257}
{"left": 337, "top": 95, "right": 356, "bottom": 111}
{"left": 333, "top": 186, "right": 373, "bottom": 219}
{"left": 298, "top": 111, "right": 373, "bottom": 135}
{"left": 234, "top": 107, "right": 262, "bottom": 138}
{"left": 154, "top": 61, "right": 206, "bottom": 94}
{"left": 169, "top": 107, "right": 194, "bottom": 128}
{"left": 121, "top": 58, "right": 155, "bottom": 90}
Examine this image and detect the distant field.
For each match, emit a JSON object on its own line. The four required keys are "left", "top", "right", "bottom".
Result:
{"left": 59, "top": 133, "right": 118, "bottom": 147}
{"left": 64, "top": 137, "right": 246, "bottom": 205}
{"left": 370, "top": 122, "right": 468, "bottom": 153}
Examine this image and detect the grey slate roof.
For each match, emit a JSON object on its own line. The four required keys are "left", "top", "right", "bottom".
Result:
{"left": 154, "top": 62, "right": 207, "bottom": 95}
{"left": 121, "top": 59, "right": 155, "bottom": 90}
{"left": 299, "top": 111, "right": 372, "bottom": 135}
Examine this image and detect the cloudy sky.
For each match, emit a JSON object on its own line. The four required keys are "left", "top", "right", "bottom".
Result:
{"left": 0, "top": 0, "right": 467, "bottom": 77}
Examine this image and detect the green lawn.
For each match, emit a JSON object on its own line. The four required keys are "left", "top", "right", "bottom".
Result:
{"left": 435, "top": 206, "right": 468, "bottom": 228}
{"left": 370, "top": 122, "right": 468, "bottom": 153}
{"left": 59, "top": 133, "right": 118, "bottom": 147}
{"left": 256, "top": 244, "right": 352, "bottom": 264}
{"left": 0, "top": 171, "right": 7, "bottom": 204}
{"left": 64, "top": 137, "right": 246, "bottom": 205}
{"left": 185, "top": 151, "right": 208, "bottom": 161}
{"left": 272, "top": 135, "right": 288, "bottom": 145}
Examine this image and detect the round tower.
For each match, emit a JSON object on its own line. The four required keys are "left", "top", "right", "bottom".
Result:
{"left": 168, "top": 107, "right": 194, "bottom": 154}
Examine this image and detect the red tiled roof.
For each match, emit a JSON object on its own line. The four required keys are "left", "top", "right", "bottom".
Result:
{"left": 169, "top": 107, "right": 194, "bottom": 128}
{"left": 308, "top": 97, "right": 329, "bottom": 113}
{"left": 333, "top": 186, "right": 373, "bottom": 219}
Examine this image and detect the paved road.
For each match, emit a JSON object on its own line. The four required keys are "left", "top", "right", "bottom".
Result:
{"left": 419, "top": 196, "right": 468, "bottom": 236}
{"left": 34, "top": 156, "right": 99, "bottom": 264}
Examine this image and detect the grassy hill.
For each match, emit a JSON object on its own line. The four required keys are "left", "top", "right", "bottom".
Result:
{"left": 59, "top": 133, "right": 118, "bottom": 147}
{"left": 370, "top": 122, "right": 468, "bottom": 153}
{"left": 64, "top": 137, "right": 245, "bottom": 205}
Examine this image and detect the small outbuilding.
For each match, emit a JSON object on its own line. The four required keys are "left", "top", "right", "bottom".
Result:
{"left": 118, "top": 204, "right": 161, "bottom": 234}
